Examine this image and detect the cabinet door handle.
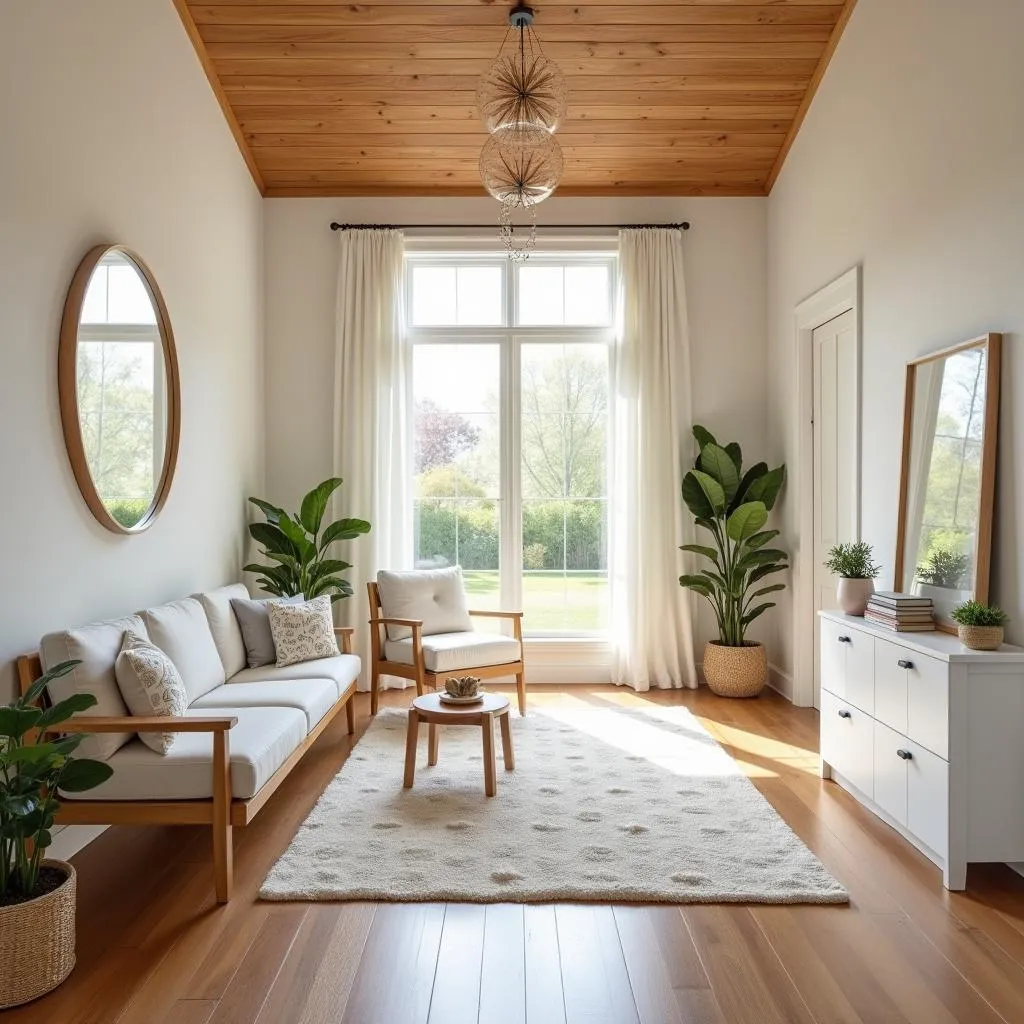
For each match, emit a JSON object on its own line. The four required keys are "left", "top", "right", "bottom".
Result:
{"left": 897, "top": 749, "right": 913, "bottom": 760}
{"left": 897, "top": 659, "right": 914, "bottom": 669}
{"left": 838, "top": 709, "right": 852, "bottom": 719}
{"left": 837, "top": 635, "right": 852, "bottom": 644}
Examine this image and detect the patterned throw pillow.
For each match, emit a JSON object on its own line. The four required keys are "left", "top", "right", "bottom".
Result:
{"left": 266, "top": 596, "right": 339, "bottom": 667}
{"left": 113, "top": 631, "right": 188, "bottom": 755}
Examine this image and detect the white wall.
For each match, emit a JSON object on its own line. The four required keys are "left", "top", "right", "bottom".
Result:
{"left": 264, "top": 196, "right": 770, "bottom": 655}
{"left": 0, "top": 1, "right": 264, "bottom": 703}
{"left": 767, "top": 0, "right": 1024, "bottom": 691}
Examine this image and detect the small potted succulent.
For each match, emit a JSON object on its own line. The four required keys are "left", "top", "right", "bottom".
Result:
{"left": 824, "top": 542, "right": 880, "bottom": 616}
{"left": 951, "top": 600, "right": 1008, "bottom": 651}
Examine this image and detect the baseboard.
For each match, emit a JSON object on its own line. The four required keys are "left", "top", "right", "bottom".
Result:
{"left": 768, "top": 663, "right": 795, "bottom": 702}
{"left": 49, "top": 824, "right": 108, "bottom": 862}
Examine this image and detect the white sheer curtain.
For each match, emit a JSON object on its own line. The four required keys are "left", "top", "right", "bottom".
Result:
{"left": 333, "top": 229, "right": 413, "bottom": 689}
{"left": 610, "top": 228, "right": 697, "bottom": 690}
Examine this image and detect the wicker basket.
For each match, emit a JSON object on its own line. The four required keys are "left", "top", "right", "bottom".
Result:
{"left": 957, "top": 624, "right": 1004, "bottom": 651}
{"left": 0, "top": 860, "right": 77, "bottom": 1009}
{"left": 703, "top": 641, "right": 768, "bottom": 698}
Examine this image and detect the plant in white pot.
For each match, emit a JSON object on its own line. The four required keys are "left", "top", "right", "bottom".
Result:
{"left": 824, "top": 542, "right": 881, "bottom": 616}
{"left": 951, "top": 600, "right": 1008, "bottom": 651}
{"left": 1, "top": 660, "right": 112, "bottom": 1008}
{"left": 678, "top": 425, "right": 788, "bottom": 698}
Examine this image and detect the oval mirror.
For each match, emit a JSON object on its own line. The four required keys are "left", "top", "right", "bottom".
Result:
{"left": 59, "top": 245, "right": 180, "bottom": 533}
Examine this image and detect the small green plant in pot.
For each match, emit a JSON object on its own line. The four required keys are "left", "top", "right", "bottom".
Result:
{"left": 951, "top": 600, "right": 1008, "bottom": 651}
{"left": 1, "top": 660, "right": 113, "bottom": 1007}
{"left": 824, "top": 541, "right": 881, "bottom": 616}
{"left": 678, "top": 425, "right": 788, "bottom": 698}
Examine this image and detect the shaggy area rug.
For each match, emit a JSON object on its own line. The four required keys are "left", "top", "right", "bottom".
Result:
{"left": 260, "top": 703, "right": 847, "bottom": 904}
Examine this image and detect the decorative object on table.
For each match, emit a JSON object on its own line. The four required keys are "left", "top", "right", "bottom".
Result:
{"left": 476, "top": 4, "right": 568, "bottom": 260}
{"left": 951, "top": 600, "right": 1008, "bottom": 650}
{"left": 245, "top": 478, "right": 371, "bottom": 603}
{"left": 864, "top": 591, "right": 936, "bottom": 632}
{"left": 823, "top": 541, "right": 880, "bottom": 615}
{"left": 678, "top": 424, "right": 787, "bottom": 698}
{"left": 0, "top": 660, "right": 113, "bottom": 1008}
{"left": 894, "top": 334, "right": 1001, "bottom": 632}
{"left": 444, "top": 676, "right": 481, "bottom": 699}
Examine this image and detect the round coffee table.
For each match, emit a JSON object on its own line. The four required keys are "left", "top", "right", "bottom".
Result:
{"left": 403, "top": 692, "right": 514, "bottom": 797}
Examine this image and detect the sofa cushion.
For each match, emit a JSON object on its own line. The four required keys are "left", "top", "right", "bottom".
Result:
{"left": 376, "top": 567, "right": 473, "bottom": 641}
{"left": 193, "top": 584, "right": 250, "bottom": 678}
{"left": 229, "top": 654, "right": 361, "bottom": 701}
{"left": 268, "top": 597, "right": 339, "bottom": 667}
{"left": 230, "top": 594, "right": 304, "bottom": 668}
{"left": 62, "top": 706, "right": 307, "bottom": 801}
{"left": 40, "top": 614, "right": 148, "bottom": 760}
{"left": 140, "top": 598, "right": 225, "bottom": 703}
{"left": 114, "top": 631, "right": 188, "bottom": 755}
{"left": 384, "top": 631, "right": 521, "bottom": 674}
{"left": 191, "top": 679, "right": 337, "bottom": 732}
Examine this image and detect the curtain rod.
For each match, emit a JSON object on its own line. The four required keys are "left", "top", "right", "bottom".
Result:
{"left": 329, "top": 221, "right": 690, "bottom": 232}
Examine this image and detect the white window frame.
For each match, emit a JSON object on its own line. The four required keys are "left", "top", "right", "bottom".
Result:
{"left": 405, "top": 250, "right": 617, "bottom": 639}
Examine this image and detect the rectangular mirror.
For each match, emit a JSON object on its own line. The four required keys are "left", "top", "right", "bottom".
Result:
{"left": 894, "top": 334, "right": 1001, "bottom": 629}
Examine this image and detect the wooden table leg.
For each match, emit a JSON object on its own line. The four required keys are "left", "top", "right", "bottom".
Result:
{"left": 499, "top": 711, "right": 514, "bottom": 770}
{"left": 403, "top": 710, "right": 420, "bottom": 789}
{"left": 428, "top": 723, "right": 439, "bottom": 766}
{"left": 482, "top": 711, "right": 496, "bottom": 797}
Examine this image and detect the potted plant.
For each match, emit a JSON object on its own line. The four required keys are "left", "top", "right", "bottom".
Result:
{"left": 915, "top": 548, "right": 970, "bottom": 593}
{"left": 951, "top": 600, "right": 1008, "bottom": 651}
{"left": 678, "top": 425, "right": 788, "bottom": 698}
{"left": 1, "top": 660, "right": 112, "bottom": 1008}
{"left": 245, "top": 477, "right": 371, "bottom": 602}
{"left": 824, "top": 542, "right": 880, "bottom": 615}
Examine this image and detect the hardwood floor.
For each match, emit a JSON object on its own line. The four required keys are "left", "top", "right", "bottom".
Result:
{"left": 13, "top": 685, "right": 1024, "bottom": 1024}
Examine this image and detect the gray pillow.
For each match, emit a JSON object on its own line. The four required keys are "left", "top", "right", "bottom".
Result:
{"left": 230, "top": 595, "right": 304, "bottom": 669}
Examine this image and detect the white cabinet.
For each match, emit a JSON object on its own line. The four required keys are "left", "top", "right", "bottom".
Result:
{"left": 819, "top": 611, "right": 1024, "bottom": 890}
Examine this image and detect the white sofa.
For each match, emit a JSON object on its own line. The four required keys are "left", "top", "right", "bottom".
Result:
{"left": 17, "top": 583, "right": 360, "bottom": 902}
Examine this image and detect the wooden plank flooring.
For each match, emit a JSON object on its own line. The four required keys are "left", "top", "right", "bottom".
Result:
{"left": 12, "top": 685, "right": 1024, "bottom": 1024}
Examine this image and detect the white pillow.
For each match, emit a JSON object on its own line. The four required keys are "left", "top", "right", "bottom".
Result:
{"left": 114, "top": 631, "right": 188, "bottom": 755}
{"left": 140, "top": 597, "right": 225, "bottom": 703}
{"left": 376, "top": 567, "right": 473, "bottom": 641}
{"left": 267, "top": 597, "right": 340, "bottom": 667}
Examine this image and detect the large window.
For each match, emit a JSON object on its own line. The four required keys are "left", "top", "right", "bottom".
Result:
{"left": 407, "top": 253, "right": 615, "bottom": 636}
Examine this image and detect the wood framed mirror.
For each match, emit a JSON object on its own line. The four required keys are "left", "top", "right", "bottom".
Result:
{"left": 894, "top": 333, "right": 1001, "bottom": 630}
{"left": 59, "top": 244, "right": 181, "bottom": 534}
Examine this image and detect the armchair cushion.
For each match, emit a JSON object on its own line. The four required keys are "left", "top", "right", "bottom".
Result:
{"left": 376, "top": 566, "right": 473, "bottom": 641}
{"left": 140, "top": 598, "right": 225, "bottom": 703}
{"left": 384, "top": 631, "right": 521, "bottom": 674}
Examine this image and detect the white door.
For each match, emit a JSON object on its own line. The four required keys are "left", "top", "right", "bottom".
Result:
{"left": 812, "top": 309, "right": 858, "bottom": 708}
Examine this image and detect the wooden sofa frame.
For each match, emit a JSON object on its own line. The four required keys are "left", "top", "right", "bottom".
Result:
{"left": 367, "top": 581, "right": 526, "bottom": 718}
{"left": 16, "top": 627, "right": 357, "bottom": 904}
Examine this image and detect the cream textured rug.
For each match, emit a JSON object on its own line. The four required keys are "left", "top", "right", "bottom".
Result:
{"left": 261, "top": 703, "right": 847, "bottom": 904}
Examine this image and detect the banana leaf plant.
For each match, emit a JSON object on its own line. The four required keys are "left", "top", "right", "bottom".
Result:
{"left": 1, "top": 660, "right": 112, "bottom": 900}
{"left": 245, "top": 478, "right": 371, "bottom": 603}
{"left": 678, "top": 425, "right": 788, "bottom": 647}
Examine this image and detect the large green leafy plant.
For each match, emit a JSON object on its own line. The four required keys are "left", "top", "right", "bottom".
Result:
{"left": 678, "top": 425, "right": 788, "bottom": 647}
{"left": 245, "top": 478, "right": 371, "bottom": 603}
{"left": 1, "top": 661, "right": 112, "bottom": 901}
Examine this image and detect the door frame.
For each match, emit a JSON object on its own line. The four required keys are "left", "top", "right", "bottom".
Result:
{"left": 792, "top": 266, "right": 862, "bottom": 708}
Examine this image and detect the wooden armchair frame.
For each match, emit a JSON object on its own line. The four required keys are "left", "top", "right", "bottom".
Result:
{"left": 367, "top": 581, "right": 526, "bottom": 717}
{"left": 16, "top": 626, "right": 357, "bottom": 903}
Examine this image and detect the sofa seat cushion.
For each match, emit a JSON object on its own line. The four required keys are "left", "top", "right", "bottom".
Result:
{"left": 384, "top": 632, "right": 521, "bottom": 674}
{"left": 140, "top": 598, "right": 226, "bottom": 703}
{"left": 62, "top": 706, "right": 307, "bottom": 802}
{"left": 229, "top": 654, "right": 361, "bottom": 700}
{"left": 193, "top": 584, "right": 250, "bottom": 678}
{"left": 376, "top": 567, "right": 473, "bottom": 641}
{"left": 40, "top": 614, "right": 148, "bottom": 761}
{"left": 191, "top": 680, "right": 337, "bottom": 732}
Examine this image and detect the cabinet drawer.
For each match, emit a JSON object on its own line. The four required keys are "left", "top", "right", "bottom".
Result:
{"left": 821, "top": 689, "right": 873, "bottom": 798}
{"left": 907, "top": 654, "right": 948, "bottom": 758}
{"left": 820, "top": 619, "right": 848, "bottom": 698}
{"left": 874, "top": 637, "right": 910, "bottom": 733}
{"left": 873, "top": 720, "right": 908, "bottom": 827}
{"left": 906, "top": 739, "right": 949, "bottom": 858}
{"left": 845, "top": 628, "right": 875, "bottom": 715}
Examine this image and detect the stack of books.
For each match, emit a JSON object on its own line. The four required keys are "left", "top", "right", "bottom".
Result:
{"left": 865, "top": 592, "right": 936, "bottom": 631}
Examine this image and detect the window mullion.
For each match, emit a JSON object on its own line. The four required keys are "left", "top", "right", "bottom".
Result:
{"left": 501, "top": 333, "right": 522, "bottom": 618}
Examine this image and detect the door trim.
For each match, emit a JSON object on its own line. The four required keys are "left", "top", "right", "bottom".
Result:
{"left": 792, "top": 266, "right": 862, "bottom": 708}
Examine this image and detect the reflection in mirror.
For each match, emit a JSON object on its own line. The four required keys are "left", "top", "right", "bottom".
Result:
{"left": 897, "top": 335, "right": 1001, "bottom": 627}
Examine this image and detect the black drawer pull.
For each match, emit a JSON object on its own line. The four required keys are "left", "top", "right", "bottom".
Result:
{"left": 897, "top": 659, "right": 914, "bottom": 669}
{"left": 837, "top": 709, "right": 852, "bottom": 719}
{"left": 837, "top": 635, "right": 852, "bottom": 644}
{"left": 897, "top": 749, "right": 913, "bottom": 760}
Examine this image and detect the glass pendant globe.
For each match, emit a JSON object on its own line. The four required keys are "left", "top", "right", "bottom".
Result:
{"left": 479, "top": 124, "right": 563, "bottom": 206}
{"left": 477, "top": 51, "right": 567, "bottom": 136}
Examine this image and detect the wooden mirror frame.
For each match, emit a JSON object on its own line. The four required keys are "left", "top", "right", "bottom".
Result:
{"left": 894, "top": 333, "right": 1002, "bottom": 632}
{"left": 58, "top": 244, "right": 181, "bottom": 534}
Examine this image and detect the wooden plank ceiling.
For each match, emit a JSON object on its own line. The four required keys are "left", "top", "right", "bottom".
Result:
{"left": 175, "top": 0, "right": 857, "bottom": 197}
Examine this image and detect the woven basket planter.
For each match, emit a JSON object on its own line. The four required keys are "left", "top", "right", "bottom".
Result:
{"left": 703, "top": 641, "right": 767, "bottom": 698}
{"left": 0, "top": 860, "right": 76, "bottom": 1009}
{"left": 957, "top": 624, "right": 1004, "bottom": 651}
